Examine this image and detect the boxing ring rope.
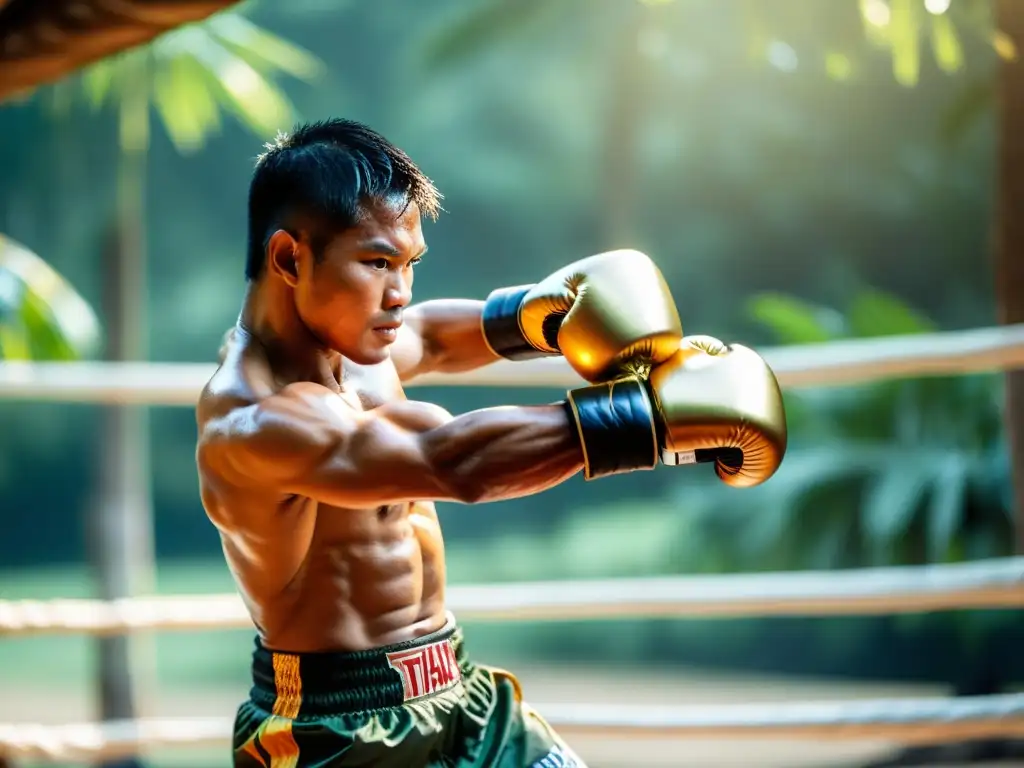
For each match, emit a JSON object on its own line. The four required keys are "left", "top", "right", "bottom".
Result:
{"left": 0, "top": 322, "right": 1022, "bottom": 403}
{"left": 6, "top": 694, "right": 1024, "bottom": 762}
{"left": 2, "top": 557, "right": 1023, "bottom": 636}
{"left": 3, "top": 324, "right": 1024, "bottom": 762}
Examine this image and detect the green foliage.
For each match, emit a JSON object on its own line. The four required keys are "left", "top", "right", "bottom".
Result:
{"left": 43, "top": 9, "right": 324, "bottom": 156}
{"left": 857, "top": 0, "right": 1016, "bottom": 85}
{"left": 674, "top": 287, "right": 1010, "bottom": 574}
{"left": 747, "top": 293, "right": 847, "bottom": 344}
{"left": 419, "top": 0, "right": 1013, "bottom": 85}
{"left": 0, "top": 234, "right": 101, "bottom": 361}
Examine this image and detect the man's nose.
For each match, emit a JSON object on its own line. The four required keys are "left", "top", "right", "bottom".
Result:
{"left": 384, "top": 272, "right": 412, "bottom": 309}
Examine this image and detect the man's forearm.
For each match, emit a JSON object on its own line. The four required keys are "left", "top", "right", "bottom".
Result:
{"left": 405, "top": 299, "right": 500, "bottom": 375}
{"left": 419, "top": 402, "right": 584, "bottom": 503}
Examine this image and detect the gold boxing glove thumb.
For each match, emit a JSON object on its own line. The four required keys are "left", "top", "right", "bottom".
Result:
{"left": 648, "top": 336, "right": 787, "bottom": 487}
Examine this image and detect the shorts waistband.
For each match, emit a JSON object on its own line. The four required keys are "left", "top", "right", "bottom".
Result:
{"left": 250, "top": 613, "right": 470, "bottom": 716}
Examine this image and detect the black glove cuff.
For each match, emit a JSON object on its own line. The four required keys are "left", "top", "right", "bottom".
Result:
{"left": 565, "top": 378, "right": 659, "bottom": 480}
{"left": 481, "top": 285, "right": 553, "bottom": 360}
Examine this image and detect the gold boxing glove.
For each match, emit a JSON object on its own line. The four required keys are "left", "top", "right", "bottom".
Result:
{"left": 564, "top": 335, "right": 787, "bottom": 487}
{"left": 481, "top": 249, "right": 683, "bottom": 382}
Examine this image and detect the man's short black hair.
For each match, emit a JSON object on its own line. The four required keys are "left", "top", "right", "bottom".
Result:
{"left": 245, "top": 118, "right": 442, "bottom": 281}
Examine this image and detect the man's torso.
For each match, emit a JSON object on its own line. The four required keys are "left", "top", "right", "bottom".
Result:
{"left": 196, "top": 336, "right": 449, "bottom": 653}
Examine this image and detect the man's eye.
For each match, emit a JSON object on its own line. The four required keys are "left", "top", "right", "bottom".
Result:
{"left": 409, "top": 257, "right": 422, "bottom": 268}
{"left": 367, "top": 258, "right": 389, "bottom": 270}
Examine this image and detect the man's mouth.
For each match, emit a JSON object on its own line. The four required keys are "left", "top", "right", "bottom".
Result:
{"left": 373, "top": 322, "right": 401, "bottom": 341}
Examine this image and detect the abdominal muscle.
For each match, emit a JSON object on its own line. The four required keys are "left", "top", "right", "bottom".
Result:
{"left": 231, "top": 498, "right": 449, "bottom": 654}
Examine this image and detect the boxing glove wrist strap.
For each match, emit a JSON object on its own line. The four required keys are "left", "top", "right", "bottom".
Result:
{"left": 565, "top": 377, "right": 659, "bottom": 480}
{"left": 481, "top": 285, "right": 558, "bottom": 360}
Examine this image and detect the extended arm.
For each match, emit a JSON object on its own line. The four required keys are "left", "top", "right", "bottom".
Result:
{"left": 392, "top": 249, "right": 682, "bottom": 384}
{"left": 200, "top": 383, "right": 593, "bottom": 508}
{"left": 393, "top": 250, "right": 683, "bottom": 383}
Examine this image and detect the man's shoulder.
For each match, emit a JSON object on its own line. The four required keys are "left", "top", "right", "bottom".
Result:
{"left": 199, "top": 356, "right": 333, "bottom": 429}
{"left": 196, "top": 366, "right": 256, "bottom": 447}
{"left": 198, "top": 378, "right": 353, "bottom": 471}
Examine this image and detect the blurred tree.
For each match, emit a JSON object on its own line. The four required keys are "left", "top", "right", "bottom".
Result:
{"left": 11, "top": 8, "right": 324, "bottom": 766}
{"left": 417, "top": 0, "right": 1010, "bottom": 248}
{"left": 993, "top": 0, "right": 1024, "bottom": 565}
{"left": 923, "top": 0, "right": 1024, "bottom": 573}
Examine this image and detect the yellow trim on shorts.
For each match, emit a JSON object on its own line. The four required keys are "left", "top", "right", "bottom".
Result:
{"left": 485, "top": 665, "right": 524, "bottom": 702}
{"left": 272, "top": 652, "right": 303, "bottom": 718}
{"left": 256, "top": 652, "right": 302, "bottom": 768}
{"left": 241, "top": 736, "right": 266, "bottom": 767}
{"left": 259, "top": 717, "right": 300, "bottom": 768}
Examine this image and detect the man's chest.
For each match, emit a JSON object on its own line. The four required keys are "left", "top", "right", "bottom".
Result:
{"left": 340, "top": 358, "right": 407, "bottom": 412}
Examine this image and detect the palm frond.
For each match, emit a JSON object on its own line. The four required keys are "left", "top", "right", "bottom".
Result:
{"left": 926, "top": 453, "right": 971, "bottom": 562}
{"left": 860, "top": 456, "right": 933, "bottom": 550}
{"left": 151, "top": 48, "right": 224, "bottom": 154}
{"left": 846, "top": 288, "right": 937, "bottom": 337}
{"left": 0, "top": 234, "right": 101, "bottom": 361}
{"left": 55, "top": 10, "right": 324, "bottom": 155}
{"left": 746, "top": 292, "right": 847, "bottom": 345}
{"left": 203, "top": 13, "right": 323, "bottom": 81}
{"left": 181, "top": 25, "right": 300, "bottom": 141}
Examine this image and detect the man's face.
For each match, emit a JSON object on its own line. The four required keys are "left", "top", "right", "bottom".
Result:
{"left": 294, "top": 198, "right": 426, "bottom": 365}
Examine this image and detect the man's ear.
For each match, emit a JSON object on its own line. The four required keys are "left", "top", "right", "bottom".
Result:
{"left": 266, "top": 229, "right": 302, "bottom": 287}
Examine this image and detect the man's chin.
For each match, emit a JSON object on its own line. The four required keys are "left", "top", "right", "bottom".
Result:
{"left": 342, "top": 345, "right": 391, "bottom": 366}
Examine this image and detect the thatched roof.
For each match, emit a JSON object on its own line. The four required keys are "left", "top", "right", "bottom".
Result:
{"left": 0, "top": 0, "right": 238, "bottom": 101}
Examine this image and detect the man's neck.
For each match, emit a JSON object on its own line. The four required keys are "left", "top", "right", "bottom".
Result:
{"left": 237, "top": 278, "right": 343, "bottom": 390}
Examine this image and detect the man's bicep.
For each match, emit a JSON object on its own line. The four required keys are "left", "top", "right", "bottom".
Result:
{"left": 208, "top": 401, "right": 446, "bottom": 508}
{"left": 287, "top": 412, "right": 445, "bottom": 506}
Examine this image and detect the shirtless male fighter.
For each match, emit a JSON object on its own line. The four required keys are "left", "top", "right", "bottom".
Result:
{"left": 195, "top": 118, "right": 787, "bottom": 768}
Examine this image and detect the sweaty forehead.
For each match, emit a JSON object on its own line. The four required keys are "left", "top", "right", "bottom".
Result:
{"left": 325, "top": 198, "right": 422, "bottom": 252}
{"left": 359, "top": 197, "right": 422, "bottom": 235}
